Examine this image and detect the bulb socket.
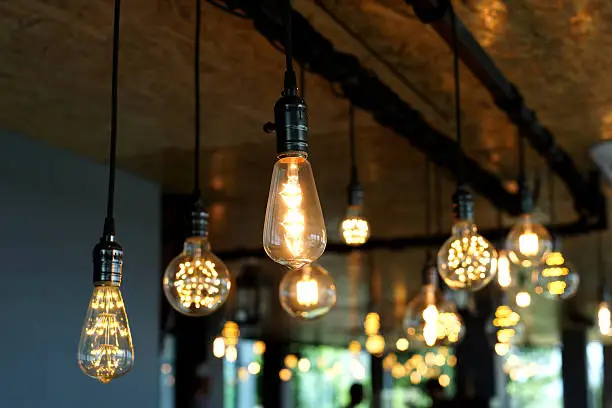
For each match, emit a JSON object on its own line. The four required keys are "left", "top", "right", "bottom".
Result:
{"left": 518, "top": 179, "right": 534, "bottom": 214}
{"left": 421, "top": 264, "right": 438, "bottom": 286}
{"left": 347, "top": 182, "right": 365, "bottom": 206}
{"left": 191, "top": 200, "right": 209, "bottom": 237}
{"left": 92, "top": 233, "right": 123, "bottom": 286}
{"left": 452, "top": 186, "right": 474, "bottom": 221}
{"left": 274, "top": 88, "right": 309, "bottom": 154}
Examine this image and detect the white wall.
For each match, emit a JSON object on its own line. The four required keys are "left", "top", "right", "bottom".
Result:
{"left": 0, "top": 131, "right": 160, "bottom": 408}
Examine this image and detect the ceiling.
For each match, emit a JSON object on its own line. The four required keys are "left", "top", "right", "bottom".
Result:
{"left": 1, "top": 0, "right": 610, "bottom": 346}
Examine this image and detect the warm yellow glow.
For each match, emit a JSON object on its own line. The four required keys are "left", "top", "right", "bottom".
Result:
{"left": 396, "top": 338, "right": 409, "bottom": 351}
{"left": 495, "top": 343, "right": 510, "bottom": 356}
{"left": 493, "top": 305, "right": 521, "bottom": 328}
{"left": 545, "top": 252, "right": 565, "bottom": 266}
{"left": 599, "top": 302, "right": 612, "bottom": 336}
{"left": 365, "top": 334, "right": 385, "bottom": 356}
{"left": 296, "top": 274, "right": 319, "bottom": 306}
{"left": 383, "top": 353, "right": 397, "bottom": 371}
{"left": 422, "top": 304, "right": 439, "bottom": 347}
{"left": 222, "top": 321, "right": 240, "bottom": 346}
{"left": 445, "top": 232, "right": 495, "bottom": 287}
{"left": 341, "top": 216, "right": 370, "bottom": 246}
{"left": 253, "top": 341, "right": 266, "bottom": 356}
{"left": 439, "top": 374, "right": 451, "bottom": 388}
{"left": 547, "top": 281, "right": 567, "bottom": 295}
{"left": 248, "top": 362, "right": 261, "bottom": 375}
{"left": 364, "top": 312, "right": 381, "bottom": 336}
{"left": 392, "top": 363, "right": 406, "bottom": 379}
{"left": 284, "top": 354, "right": 298, "bottom": 369}
{"left": 438, "top": 312, "right": 463, "bottom": 344}
{"left": 447, "top": 355, "right": 457, "bottom": 367}
{"left": 298, "top": 358, "right": 311, "bottom": 373}
{"left": 213, "top": 336, "right": 226, "bottom": 359}
{"left": 497, "top": 251, "right": 512, "bottom": 288}
{"left": 225, "top": 346, "right": 237, "bottom": 363}
{"left": 238, "top": 367, "right": 248, "bottom": 382}
{"left": 279, "top": 368, "right": 292, "bottom": 382}
{"left": 434, "top": 354, "right": 446, "bottom": 367}
{"left": 410, "top": 371, "right": 422, "bottom": 384}
{"left": 78, "top": 286, "right": 134, "bottom": 384}
{"left": 173, "top": 258, "right": 224, "bottom": 310}
{"left": 280, "top": 163, "right": 305, "bottom": 257}
{"left": 515, "top": 291, "right": 531, "bottom": 308}
{"left": 348, "top": 340, "right": 361, "bottom": 355}
{"left": 518, "top": 230, "right": 539, "bottom": 257}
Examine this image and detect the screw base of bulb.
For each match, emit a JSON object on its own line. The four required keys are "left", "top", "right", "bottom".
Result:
{"left": 452, "top": 186, "right": 474, "bottom": 221}
{"left": 347, "top": 182, "right": 364, "bottom": 206}
{"left": 191, "top": 200, "right": 209, "bottom": 237}
{"left": 518, "top": 179, "right": 534, "bottom": 213}
{"left": 92, "top": 234, "right": 123, "bottom": 286}
{"left": 274, "top": 87, "right": 309, "bottom": 155}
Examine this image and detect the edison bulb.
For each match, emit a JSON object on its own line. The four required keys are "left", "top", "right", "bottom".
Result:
{"left": 263, "top": 154, "right": 326, "bottom": 268}
{"left": 598, "top": 302, "right": 612, "bottom": 336}
{"left": 533, "top": 252, "right": 579, "bottom": 300}
{"left": 506, "top": 214, "right": 552, "bottom": 267}
{"left": 279, "top": 264, "right": 336, "bottom": 319}
{"left": 486, "top": 304, "right": 523, "bottom": 356}
{"left": 163, "top": 236, "right": 231, "bottom": 316}
{"left": 341, "top": 205, "right": 370, "bottom": 246}
{"left": 77, "top": 285, "right": 134, "bottom": 383}
{"left": 404, "top": 281, "right": 465, "bottom": 348}
{"left": 497, "top": 251, "right": 512, "bottom": 289}
{"left": 437, "top": 221, "right": 497, "bottom": 291}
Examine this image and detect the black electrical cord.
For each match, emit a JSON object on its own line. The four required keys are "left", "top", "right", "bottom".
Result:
{"left": 518, "top": 131, "right": 526, "bottom": 183}
{"left": 450, "top": 3, "right": 463, "bottom": 188}
{"left": 435, "top": 165, "right": 442, "bottom": 234}
{"left": 599, "top": 232, "right": 605, "bottom": 286}
{"left": 300, "top": 63, "right": 306, "bottom": 99}
{"left": 104, "top": 0, "right": 122, "bottom": 236}
{"left": 348, "top": 103, "right": 358, "bottom": 184}
{"left": 283, "top": 0, "right": 297, "bottom": 91}
{"left": 425, "top": 158, "right": 432, "bottom": 249}
{"left": 193, "top": 0, "right": 202, "bottom": 199}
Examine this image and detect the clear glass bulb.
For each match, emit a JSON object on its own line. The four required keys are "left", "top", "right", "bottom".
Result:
{"left": 515, "top": 290, "right": 531, "bottom": 308}
{"left": 533, "top": 252, "right": 579, "bottom": 300}
{"left": 263, "top": 154, "right": 326, "bottom": 269}
{"left": 497, "top": 251, "right": 512, "bottom": 289}
{"left": 486, "top": 304, "right": 523, "bottom": 357}
{"left": 279, "top": 264, "right": 336, "bottom": 319}
{"left": 163, "top": 236, "right": 231, "bottom": 316}
{"left": 403, "top": 282, "right": 465, "bottom": 348}
{"left": 77, "top": 285, "right": 134, "bottom": 383}
{"left": 341, "top": 205, "right": 370, "bottom": 246}
{"left": 598, "top": 301, "right": 612, "bottom": 336}
{"left": 437, "top": 221, "right": 497, "bottom": 291}
{"left": 506, "top": 214, "right": 552, "bottom": 267}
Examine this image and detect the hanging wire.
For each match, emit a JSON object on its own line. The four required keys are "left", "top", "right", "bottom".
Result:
{"left": 193, "top": 0, "right": 202, "bottom": 199}
{"left": 450, "top": 4, "right": 463, "bottom": 188}
{"left": 104, "top": 0, "right": 122, "bottom": 234}
{"left": 599, "top": 231, "right": 606, "bottom": 287}
{"left": 424, "top": 158, "right": 432, "bottom": 257}
{"left": 517, "top": 130, "right": 526, "bottom": 182}
{"left": 283, "top": 0, "right": 296, "bottom": 90}
{"left": 348, "top": 103, "right": 358, "bottom": 184}
{"left": 300, "top": 63, "right": 306, "bottom": 99}
{"left": 548, "top": 169, "right": 556, "bottom": 224}
{"left": 435, "top": 165, "right": 443, "bottom": 234}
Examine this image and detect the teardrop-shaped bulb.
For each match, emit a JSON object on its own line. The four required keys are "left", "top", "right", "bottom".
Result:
{"left": 163, "top": 236, "right": 231, "bottom": 316}
{"left": 77, "top": 285, "right": 134, "bottom": 383}
{"left": 263, "top": 154, "right": 326, "bottom": 268}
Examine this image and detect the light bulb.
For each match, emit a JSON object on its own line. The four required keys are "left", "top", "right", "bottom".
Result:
{"left": 598, "top": 302, "right": 612, "bottom": 336}
{"left": 396, "top": 337, "right": 409, "bottom": 351}
{"left": 77, "top": 285, "right": 134, "bottom": 383}
{"left": 365, "top": 334, "right": 385, "bottom": 356}
{"left": 279, "top": 264, "right": 336, "bottom": 319}
{"left": 486, "top": 304, "right": 523, "bottom": 355}
{"left": 364, "top": 312, "right": 381, "bottom": 336}
{"left": 506, "top": 214, "right": 552, "bottom": 267}
{"left": 263, "top": 154, "right": 326, "bottom": 268}
{"left": 284, "top": 354, "right": 298, "bottom": 369}
{"left": 163, "top": 236, "right": 231, "bottom": 316}
{"left": 515, "top": 290, "right": 531, "bottom": 308}
{"left": 341, "top": 205, "right": 370, "bottom": 246}
{"left": 437, "top": 221, "right": 497, "bottom": 291}
{"left": 533, "top": 252, "right": 579, "bottom": 300}
{"left": 404, "top": 281, "right": 465, "bottom": 348}
{"left": 222, "top": 321, "right": 240, "bottom": 346}
{"left": 497, "top": 251, "right": 512, "bottom": 289}
{"left": 213, "top": 336, "right": 226, "bottom": 359}
{"left": 348, "top": 340, "right": 362, "bottom": 355}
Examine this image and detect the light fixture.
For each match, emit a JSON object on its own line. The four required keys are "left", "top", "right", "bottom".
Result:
{"left": 404, "top": 265, "right": 464, "bottom": 348}
{"left": 437, "top": 6, "right": 497, "bottom": 291}
{"left": 77, "top": 0, "right": 134, "bottom": 384}
{"left": 533, "top": 174, "right": 579, "bottom": 300}
{"left": 486, "top": 294, "right": 523, "bottom": 357}
{"left": 506, "top": 131, "right": 552, "bottom": 267}
{"left": 497, "top": 250, "right": 512, "bottom": 289}
{"left": 279, "top": 263, "right": 336, "bottom": 319}
{"left": 515, "top": 271, "right": 531, "bottom": 308}
{"left": 263, "top": 0, "right": 325, "bottom": 268}
{"left": 340, "top": 103, "right": 370, "bottom": 246}
{"left": 162, "top": 0, "right": 230, "bottom": 316}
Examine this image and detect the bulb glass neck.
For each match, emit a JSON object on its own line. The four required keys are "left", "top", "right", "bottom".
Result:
{"left": 451, "top": 220, "right": 478, "bottom": 237}
{"left": 184, "top": 236, "right": 211, "bottom": 256}
{"left": 277, "top": 151, "right": 308, "bottom": 160}
{"left": 347, "top": 182, "right": 365, "bottom": 206}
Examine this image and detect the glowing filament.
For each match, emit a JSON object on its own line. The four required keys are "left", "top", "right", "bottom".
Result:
{"left": 447, "top": 235, "right": 493, "bottom": 284}
{"left": 280, "top": 164, "right": 305, "bottom": 257}
{"left": 497, "top": 252, "right": 511, "bottom": 288}
{"left": 341, "top": 217, "right": 370, "bottom": 245}
{"left": 547, "top": 281, "right": 567, "bottom": 295}
{"left": 173, "top": 259, "right": 222, "bottom": 310}
{"left": 599, "top": 302, "right": 611, "bottom": 336}
{"left": 213, "top": 337, "right": 226, "bottom": 358}
{"left": 422, "top": 304, "right": 439, "bottom": 347}
{"left": 515, "top": 291, "right": 531, "bottom": 308}
{"left": 296, "top": 275, "right": 319, "bottom": 306}
{"left": 518, "top": 231, "right": 539, "bottom": 257}
{"left": 364, "top": 312, "right": 381, "bottom": 336}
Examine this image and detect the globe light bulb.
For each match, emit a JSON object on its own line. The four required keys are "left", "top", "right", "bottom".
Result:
{"left": 263, "top": 154, "right": 326, "bottom": 269}
{"left": 497, "top": 251, "right": 512, "bottom": 289}
{"left": 533, "top": 252, "right": 579, "bottom": 300}
{"left": 163, "top": 235, "right": 231, "bottom": 316}
{"left": 598, "top": 301, "right": 612, "bottom": 336}
{"left": 365, "top": 334, "right": 385, "bottom": 356}
{"left": 341, "top": 205, "right": 370, "bottom": 246}
{"left": 506, "top": 214, "right": 552, "bottom": 267}
{"left": 486, "top": 303, "right": 523, "bottom": 356}
{"left": 515, "top": 290, "right": 531, "bottom": 308}
{"left": 437, "top": 221, "right": 497, "bottom": 291}
{"left": 78, "top": 285, "right": 134, "bottom": 384}
{"left": 279, "top": 264, "right": 336, "bottom": 319}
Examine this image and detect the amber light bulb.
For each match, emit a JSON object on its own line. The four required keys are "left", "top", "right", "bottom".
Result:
{"left": 279, "top": 264, "right": 336, "bottom": 319}
{"left": 533, "top": 251, "right": 579, "bottom": 300}
{"left": 486, "top": 302, "right": 523, "bottom": 357}
{"left": 263, "top": 154, "right": 326, "bottom": 269}
{"left": 341, "top": 205, "right": 370, "bottom": 246}
{"left": 497, "top": 251, "right": 512, "bottom": 289}
{"left": 506, "top": 214, "right": 552, "bottom": 267}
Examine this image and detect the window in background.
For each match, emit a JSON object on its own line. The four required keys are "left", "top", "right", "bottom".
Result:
{"left": 223, "top": 339, "right": 264, "bottom": 408}
{"left": 587, "top": 341, "right": 603, "bottom": 408}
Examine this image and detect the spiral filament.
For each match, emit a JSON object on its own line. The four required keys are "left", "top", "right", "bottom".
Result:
{"left": 174, "top": 258, "right": 222, "bottom": 309}
{"left": 280, "top": 163, "right": 305, "bottom": 258}
{"left": 78, "top": 286, "right": 133, "bottom": 383}
{"left": 422, "top": 304, "right": 439, "bottom": 347}
{"left": 518, "top": 230, "right": 539, "bottom": 257}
